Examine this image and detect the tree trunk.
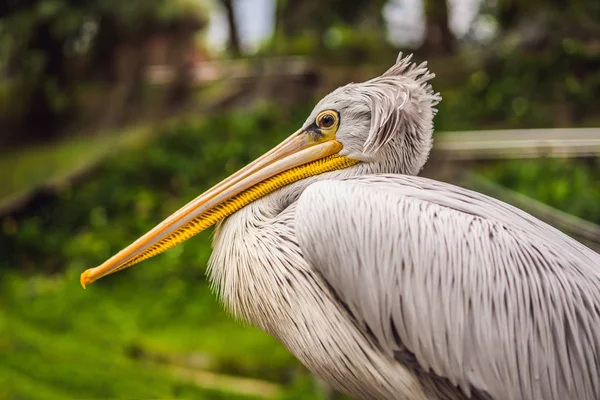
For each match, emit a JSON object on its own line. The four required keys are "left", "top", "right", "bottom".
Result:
{"left": 21, "top": 20, "right": 73, "bottom": 141}
{"left": 420, "top": 0, "right": 455, "bottom": 56}
{"left": 220, "top": 0, "right": 242, "bottom": 56}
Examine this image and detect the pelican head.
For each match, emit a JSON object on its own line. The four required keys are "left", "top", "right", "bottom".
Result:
{"left": 80, "top": 53, "right": 440, "bottom": 286}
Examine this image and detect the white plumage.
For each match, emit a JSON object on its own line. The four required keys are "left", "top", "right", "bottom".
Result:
{"left": 207, "top": 54, "right": 600, "bottom": 399}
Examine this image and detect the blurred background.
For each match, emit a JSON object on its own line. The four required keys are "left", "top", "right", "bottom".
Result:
{"left": 1, "top": 0, "right": 599, "bottom": 399}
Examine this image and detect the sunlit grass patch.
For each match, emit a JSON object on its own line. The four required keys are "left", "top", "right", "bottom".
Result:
{"left": 0, "top": 125, "right": 154, "bottom": 212}
{"left": 1, "top": 271, "right": 299, "bottom": 399}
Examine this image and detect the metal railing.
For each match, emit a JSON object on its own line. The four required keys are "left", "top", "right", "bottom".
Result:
{"left": 426, "top": 128, "right": 600, "bottom": 250}
{"left": 434, "top": 128, "right": 600, "bottom": 160}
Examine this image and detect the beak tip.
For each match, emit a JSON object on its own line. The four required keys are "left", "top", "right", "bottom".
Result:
{"left": 80, "top": 269, "right": 94, "bottom": 289}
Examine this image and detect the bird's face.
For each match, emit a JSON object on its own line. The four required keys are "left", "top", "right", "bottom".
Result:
{"left": 300, "top": 58, "right": 439, "bottom": 172}
{"left": 80, "top": 53, "right": 438, "bottom": 287}
{"left": 300, "top": 89, "right": 372, "bottom": 161}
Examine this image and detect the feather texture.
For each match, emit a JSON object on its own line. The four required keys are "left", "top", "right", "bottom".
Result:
{"left": 296, "top": 175, "right": 600, "bottom": 400}
{"left": 362, "top": 53, "right": 439, "bottom": 155}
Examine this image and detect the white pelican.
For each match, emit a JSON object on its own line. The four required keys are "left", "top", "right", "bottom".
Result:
{"left": 81, "top": 54, "right": 600, "bottom": 400}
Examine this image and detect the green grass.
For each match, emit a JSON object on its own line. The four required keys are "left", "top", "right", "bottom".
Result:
{"left": 0, "top": 270, "right": 300, "bottom": 400}
{"left": 0, "top": 125, "right": 154, "bottom": 212}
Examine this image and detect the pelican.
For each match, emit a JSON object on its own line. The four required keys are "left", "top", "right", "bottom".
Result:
{"left": 81, "top": 53, "right": 600, "bottom": 400}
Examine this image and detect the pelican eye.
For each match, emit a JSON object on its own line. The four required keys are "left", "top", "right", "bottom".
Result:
{"left": 316, "top": 111, "right": 338, "bottom": 130}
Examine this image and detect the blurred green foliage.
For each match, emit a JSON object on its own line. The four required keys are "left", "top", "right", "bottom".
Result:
{"left": 266, "top": 24, "right": 396, "bottom": 66}
{"left": 0, "top": 0, "right": 207, "bottom": 143}
{"left": 478, "top": 158, "right": 600, "bottom": 225}
{"left": 455, "top": 0, "right": 600, "bottom": 128}
{"left": 454, "top": 49, "right": 600, "bottom": 128}
{"left": 265, "top": 0, "right": 395, "bottom": 64}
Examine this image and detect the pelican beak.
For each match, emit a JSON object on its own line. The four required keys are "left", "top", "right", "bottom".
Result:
{"left": 80, "top": 129, "right": 357, "bottom": 287}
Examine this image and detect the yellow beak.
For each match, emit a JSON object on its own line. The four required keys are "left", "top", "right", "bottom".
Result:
{"left": 80, "top": 130, "right": 358, "bottom": 287}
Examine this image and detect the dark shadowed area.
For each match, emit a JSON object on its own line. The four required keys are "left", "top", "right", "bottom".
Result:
{"left": 1, "top": 0, "right": 599, "bottom": 398}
